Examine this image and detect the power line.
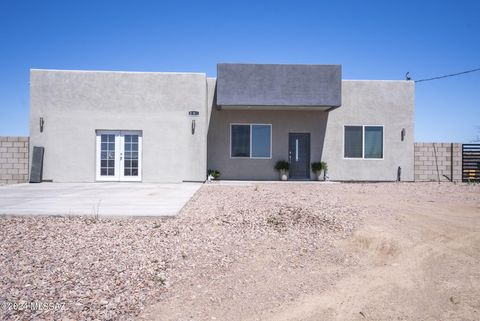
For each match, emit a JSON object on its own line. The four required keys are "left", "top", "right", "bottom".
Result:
{"left": 414, "top": 67, "right": 480, "bottom": 83}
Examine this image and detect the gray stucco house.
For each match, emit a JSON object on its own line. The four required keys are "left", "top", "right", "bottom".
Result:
{"left": 29, "top": 63, "right": 414, "bottom": 183}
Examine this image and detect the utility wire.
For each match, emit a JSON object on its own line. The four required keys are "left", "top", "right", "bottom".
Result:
{"left": 414, "top": 67, "right": 480, "bottom": 83}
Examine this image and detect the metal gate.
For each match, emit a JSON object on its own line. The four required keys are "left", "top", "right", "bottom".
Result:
{"left": 462, "top": 144, "right": 480, "bottom": 182}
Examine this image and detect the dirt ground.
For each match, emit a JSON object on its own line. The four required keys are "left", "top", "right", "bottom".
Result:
{"left": 1, "top": 182, "right": 479, "bottom": 321}
{"left": 256, "top": 183, "right": 480, "bottom": 321}
{"left": 139, "top": 182, "right": 480, "bottom": 321}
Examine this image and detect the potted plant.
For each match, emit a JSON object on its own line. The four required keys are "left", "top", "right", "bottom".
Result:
{"left": 311, "top": 162, "right": 323, "bottom": 181}
{"left": 321, "top": 161, "right": 328, "bottom": 180}
{"left": 274, "top": 161, "right": 289, "bottom": 181}
{"left": 311, "top": 161, "right": 328, "bottom": 181}
{"left": 207, "top": 169, "right": 221, "bottom": 181}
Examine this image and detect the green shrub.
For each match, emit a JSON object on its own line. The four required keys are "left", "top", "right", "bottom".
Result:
{"left": 207, "top": 169, "right": 221, "bottom": 179}
{"left": 321, "top": 161, "right": 328, "bottom": 173}
{"left": 311, "top": 161, "right": 328, "bottom": 173}
{"left": 274, "top": 160, "right": 289, "bottom": 171}
{"left": 311, "top": 162, "right": 323, "bottom": 172}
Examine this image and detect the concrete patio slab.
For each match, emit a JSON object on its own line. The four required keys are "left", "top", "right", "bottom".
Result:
{"left": 0, "top": 182, "right": 202, "bottom": 217}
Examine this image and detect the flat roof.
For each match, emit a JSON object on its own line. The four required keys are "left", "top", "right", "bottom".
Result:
{"left": 30, "top": 68, "right": 206, "bottom": 76}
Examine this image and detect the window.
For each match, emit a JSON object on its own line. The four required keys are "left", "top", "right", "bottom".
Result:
{"left": 344, "top": 126, "right": 363, "bottom": 158}
{"left": 251, "top": 125, "right": 271, "bottom": 158}
{"left": 364, "top": 126, "right": 383, "bottom": 158}
{"left": 344, "top": 125, "right": 383, "bottom": 159}
{"left": 231, "top": 125, "right": 250, "bottom": 157}
{"left": 231, "top": 124, "right": 271, "bottom": 158}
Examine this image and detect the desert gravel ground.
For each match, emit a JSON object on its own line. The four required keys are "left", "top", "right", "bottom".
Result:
{"left": 0, "top": 182, "right": 479, "bottom": 321}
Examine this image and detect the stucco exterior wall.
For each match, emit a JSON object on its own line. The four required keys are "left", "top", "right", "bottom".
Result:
{"left": 30, "top": 69, "right": 208, "bottom": 183}
{"left": 30, "top": 70, "right": 414, "bottom": 183}
{"left": 207, "top": 109, "right": 328, "bottom": 180}
{"left": 206, "top": 77, "right": 216, "bottom": 129}
{"left": 322, "top": 80, "right": 415, "bottom": 181}
{"left": 208, "top": 80, "right": 414, "bottom": 181}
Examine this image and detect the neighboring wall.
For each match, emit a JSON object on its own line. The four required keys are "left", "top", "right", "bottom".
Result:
{"left": 414, "top": 142, "right": 462, "bottom": 182}
{"left": 0, "top": 137, "right": 29, "bottom": 184}
{"left": 30, "top": 69, "right": 208, "bottom": 183}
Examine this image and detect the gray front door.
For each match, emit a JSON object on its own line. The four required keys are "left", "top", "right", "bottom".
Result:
{"left": 288, "top": 133, "right": 310, "bottom": 179}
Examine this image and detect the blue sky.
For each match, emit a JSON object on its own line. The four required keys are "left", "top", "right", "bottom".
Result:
{"left": 0, "top": 0, "right": 479, "bottom": 142}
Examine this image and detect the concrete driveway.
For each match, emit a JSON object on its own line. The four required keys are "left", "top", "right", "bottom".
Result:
{"left": 0, "top": 182, "right": 202, "bottom": 217}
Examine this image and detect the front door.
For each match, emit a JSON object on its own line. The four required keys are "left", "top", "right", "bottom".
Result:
{"left": 96, "top": 130, "right": 142, "bottom": 182}
{"left": 288, "top": 133, "right": 310, "bottom": 179}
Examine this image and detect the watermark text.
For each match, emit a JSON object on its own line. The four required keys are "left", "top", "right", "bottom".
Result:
{"left": 1, "top": 301, "right": 65, "bottom": 312}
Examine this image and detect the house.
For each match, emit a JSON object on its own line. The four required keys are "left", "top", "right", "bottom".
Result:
{"left": 29, "top": 63, "right": 414, "bottom": 182}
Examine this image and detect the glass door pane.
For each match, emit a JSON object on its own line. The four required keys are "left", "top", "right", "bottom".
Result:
{"left": 96, "top": 130, "right": 120, "bottom": 181}
{"left": 119, "top": 131, "right": 142, "bottom": 182}
{"left": 100, "top": 134, "right": 116, "bottom": 176}
{"left": 123, "top": 134, "right": 139, "bottom": 176}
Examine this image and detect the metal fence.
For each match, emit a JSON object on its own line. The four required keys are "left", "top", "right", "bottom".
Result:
{"left": 462, "top": 144, "right": 480, "bottom": 182}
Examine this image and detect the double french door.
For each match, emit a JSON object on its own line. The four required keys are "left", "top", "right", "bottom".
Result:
{"left": 95, "top": 130, "right": 142, "bottom": 182}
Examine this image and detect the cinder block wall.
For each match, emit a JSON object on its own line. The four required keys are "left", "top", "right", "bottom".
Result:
{"left": 414, "top": 142, "right": 462, "bottom": 182}
{"left": 0, "top": 137, "right": 29, "bottom": 184}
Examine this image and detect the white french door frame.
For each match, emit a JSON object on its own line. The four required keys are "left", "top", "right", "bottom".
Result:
{"left": 95, "top": 130, "right": 143, "bottom": 182}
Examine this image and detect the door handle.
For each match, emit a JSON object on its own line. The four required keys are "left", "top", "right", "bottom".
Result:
{"left": 295, "top": 139, "right": 299, "bottom": 162}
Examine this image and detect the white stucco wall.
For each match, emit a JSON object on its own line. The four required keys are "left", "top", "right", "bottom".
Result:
{"left": 30, "top": 70, "right": 414, "bottom": 183}
{"left": 30, "top": 69, "right": 208, "bottom": 183}
{"left": 322, "top": 80, "right": 415, "bottom": 181}
{"left": 207, "top": 80, "right": 414, "bottom": 181}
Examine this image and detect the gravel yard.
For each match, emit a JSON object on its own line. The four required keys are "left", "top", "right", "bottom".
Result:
{"left": 1, "top": 182, "right": 479, "bottom": 321}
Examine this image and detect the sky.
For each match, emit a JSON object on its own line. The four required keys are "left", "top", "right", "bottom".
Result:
{"left": 0, "top": 0, "right": 479, "bottom": 142}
